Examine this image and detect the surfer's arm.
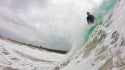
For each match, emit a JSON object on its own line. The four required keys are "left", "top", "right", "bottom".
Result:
{"left": 87, "top": 20, "right": 90, "bottom": 24}
{"left": 87, "top": 18, "right": 89, "bottom": 23}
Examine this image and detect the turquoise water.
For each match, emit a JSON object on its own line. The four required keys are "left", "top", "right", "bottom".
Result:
{"left": 70, "top": 0, "right": 118, "bottom": 54}
{"left": 83, "top": 0, "right": 117, "bottom": 44}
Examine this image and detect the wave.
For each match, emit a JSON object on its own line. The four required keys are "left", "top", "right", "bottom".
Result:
{"left": 69, "top": 0, "right": 117, "bottom": 54}
{"left": 62, "top": 0, "right": 125, "bottom": 69}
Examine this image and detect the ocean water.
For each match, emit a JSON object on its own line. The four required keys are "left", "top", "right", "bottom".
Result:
{"left": 70, "top": 0, "right": 117, "bottom": 53}
{"left": 63, "top": 0, "right": 125, "bottom": 69}
{"left": 1, "top": 0, "right": 125, "bottom": 69}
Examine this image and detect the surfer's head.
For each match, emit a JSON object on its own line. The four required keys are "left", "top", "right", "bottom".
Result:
{"left": 87, "top": 12, "right": 90, "bottom": 16}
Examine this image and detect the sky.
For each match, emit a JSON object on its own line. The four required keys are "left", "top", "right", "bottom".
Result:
{"left": 0, "top": 0, "right": 103, "bottom": 51}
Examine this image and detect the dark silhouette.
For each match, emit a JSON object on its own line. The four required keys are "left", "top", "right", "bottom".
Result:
{"left": 86, "top": 12, "right": 95, "bottom": 25}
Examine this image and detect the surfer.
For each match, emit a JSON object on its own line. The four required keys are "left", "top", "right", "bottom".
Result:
{"left": 86, "top": 12, "right": 95, "bottom": 25}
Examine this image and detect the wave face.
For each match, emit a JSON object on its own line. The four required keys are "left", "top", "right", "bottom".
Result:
{"left": 0, "top": 0, "right": 102, "bottom": 51}
{"left": 1, "top": 0, "right": 125, "bottom": 69}
{"left": 61, "top": 0, "right": 125, "bottom": 70}
{"left": 69, "top": 0, "right": 117, "bottom": 54}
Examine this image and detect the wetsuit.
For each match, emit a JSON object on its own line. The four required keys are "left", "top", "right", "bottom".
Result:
{"left": 87, "top": 15, "right": 94, "bottom": 24}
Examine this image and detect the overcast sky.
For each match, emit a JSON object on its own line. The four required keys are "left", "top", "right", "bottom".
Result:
{"left": 0, "top": 0, "right": 103, "bottom": 51}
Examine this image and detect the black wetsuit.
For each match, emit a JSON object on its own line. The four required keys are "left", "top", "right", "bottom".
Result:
{"left": 87, "top": 15, "right": 94, "bottom": 24}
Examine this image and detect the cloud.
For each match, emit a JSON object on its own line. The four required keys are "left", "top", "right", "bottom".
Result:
{"left": 0, "top": 0, "right": 103, "bottom": 51}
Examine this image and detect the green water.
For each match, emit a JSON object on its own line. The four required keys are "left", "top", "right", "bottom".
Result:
{"left": 84, "top": 0, "right": 117, "bottom": 44}
{"left": 70, "top": 0, "right": 117, "bottom": 54}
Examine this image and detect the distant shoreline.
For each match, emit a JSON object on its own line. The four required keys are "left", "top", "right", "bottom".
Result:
{"left": 0, "top": 35, "right": 68, "bottom": 54}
